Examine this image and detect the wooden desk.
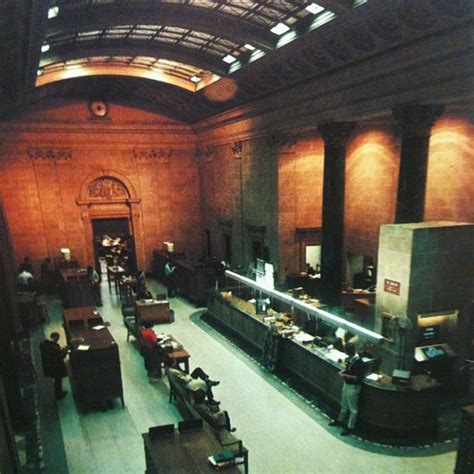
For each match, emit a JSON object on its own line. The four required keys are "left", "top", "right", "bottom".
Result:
{"left": 106, "top": 265, "right": 125, "bottom": 294}
{"left": 160, "top": 337, "right": 190, "bottom": 373}
{"left": 341, "top": 290, "right": 375, "bottom": 311}
{"left": 143, "top": 425, "right": 241, "bottom": 474}
{"left": 64, "top": 307, "right": 124, "bottom": 408}
{"left": 136, "top": 300, "right": 172, "bottom": 324}
{"left": 60, "top": 267, "right": 87, "bottom": 282}
{"left": 59, "top": 268, "right": 95, "bottom": 308}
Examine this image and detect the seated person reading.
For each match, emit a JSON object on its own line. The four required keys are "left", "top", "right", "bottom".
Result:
{"left": 192, "top": 389, "right": 236, "bottom": 432}
{"left": 168, "top": 364, "right": 220, "bottom": 403}
{"left": 136, "top": 287, "right": 153, "bottom": 301}
{"left": 140, "top": 322, "right": 162, "bottom": 381}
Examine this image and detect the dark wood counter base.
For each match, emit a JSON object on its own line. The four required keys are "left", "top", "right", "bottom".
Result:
{"left": 206, "top": 294, "right": 445, "bottom": 439}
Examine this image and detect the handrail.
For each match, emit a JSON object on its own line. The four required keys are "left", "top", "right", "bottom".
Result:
{"left": 224, "top": 270, "right": 384, "bottom": 344}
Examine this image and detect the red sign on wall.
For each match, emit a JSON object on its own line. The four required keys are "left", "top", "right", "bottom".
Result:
{"left": 384, "top": 278, "right": 401, "bottom": 295}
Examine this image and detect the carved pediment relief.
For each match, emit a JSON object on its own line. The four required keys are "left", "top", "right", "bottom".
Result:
{"left": 88, "top": 177, "right": 129, "bottom": 200}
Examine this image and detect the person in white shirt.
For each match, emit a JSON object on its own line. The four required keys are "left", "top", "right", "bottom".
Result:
{"left": 17, "top": 269, "right": 34, "bottom": 291}
{"left": 168, "top": 366, "right": 220, "bottom": 402}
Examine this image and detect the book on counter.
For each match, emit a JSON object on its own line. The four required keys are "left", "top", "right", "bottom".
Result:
{"left": 208, "top": 450, "right": 235, "bottom": 470}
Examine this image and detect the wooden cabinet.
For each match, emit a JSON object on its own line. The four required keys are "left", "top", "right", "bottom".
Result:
{"left": 153, "top": 250, "right": 216, "bottom": 306}
{"left": 64, "top": 307, "right": 124, "bottom": 408}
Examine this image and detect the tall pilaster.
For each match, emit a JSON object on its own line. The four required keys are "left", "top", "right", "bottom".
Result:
{"left": 393, "top": 104, "right": 444, "bottom": 223}
{"left": 318, "top": 122, "right": 355, "bottom": 306}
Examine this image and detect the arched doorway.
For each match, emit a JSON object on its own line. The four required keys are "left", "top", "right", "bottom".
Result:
{"left": 76, "top": 171, "right": 143, "bottom": 272}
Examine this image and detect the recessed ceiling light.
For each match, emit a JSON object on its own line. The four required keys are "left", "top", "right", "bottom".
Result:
{"left": 305, "top": 3, "right": 324, "bottom": 15}
{"left": 48, "top": 6, "right": 59, "bottom": 19}
{"left": 223, "top": 54, "right": 237, "bottom": 64}
{"left": 270, "top": 22, "right": 290, "bottom": 35}
{"left": 41, "top": 43, "right": 50, "bottom": 53}
{"left": 244, "top": 44, "right": 256, "bottom": 51}
{"left": 190, "top": 75, "right": 201, "bottom": 83}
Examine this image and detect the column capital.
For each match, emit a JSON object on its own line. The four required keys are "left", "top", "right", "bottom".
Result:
{"left": 392, "top": 104, "right": 444, "bottom": 138}
{"left": 231, "top": 141, "right": 243, "bottom": 159}
{"left": 317, "top": 122, "right": 355, "bottom": 147}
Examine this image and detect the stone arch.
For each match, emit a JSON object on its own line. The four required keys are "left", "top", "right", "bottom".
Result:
{"left": 76, "top": 170, "right": 144, "bottom": 271}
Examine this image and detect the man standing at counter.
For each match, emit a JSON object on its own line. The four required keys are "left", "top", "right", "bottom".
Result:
{"left": 330, "top": 343, "right": 366, "bottom": 435}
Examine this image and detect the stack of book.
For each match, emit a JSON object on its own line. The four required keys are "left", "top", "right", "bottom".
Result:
{"left": 208, "top": 450, "right": 235, "bottom": 470}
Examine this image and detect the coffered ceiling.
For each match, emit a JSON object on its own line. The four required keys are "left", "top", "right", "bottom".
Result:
{"left": 0, "top": 0, "right": 472, "bottom": 123}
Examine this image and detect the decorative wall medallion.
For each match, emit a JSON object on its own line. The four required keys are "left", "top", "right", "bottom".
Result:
{"left": 28, "top": 148, "right": 72, "bottom": 161}
{"left": 88, "top": 177, "right": 128, "bottom": 200}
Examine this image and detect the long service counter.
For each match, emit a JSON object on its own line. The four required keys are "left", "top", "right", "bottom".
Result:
{"left": 207, "top": 292, "right": 444, "bottom": 435}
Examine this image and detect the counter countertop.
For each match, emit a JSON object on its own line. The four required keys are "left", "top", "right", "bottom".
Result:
{"left": 217, "top": 293, "right": 441, "bottom": 392}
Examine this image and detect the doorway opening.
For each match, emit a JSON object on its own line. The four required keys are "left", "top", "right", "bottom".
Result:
{"left": 305, "top": 244, "right": 321, "bottom": 274}
{"left": 91, "top": 218, "right": 136, "bottom": 277}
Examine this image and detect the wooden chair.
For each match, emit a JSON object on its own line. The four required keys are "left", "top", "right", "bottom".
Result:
{"left": 149, "top": 424, "right": 175, "bottom": 440}
{"left": 178, "top": 418, "right": 203, "bottom": 433}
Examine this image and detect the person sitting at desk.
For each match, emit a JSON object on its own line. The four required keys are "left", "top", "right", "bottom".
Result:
{"left": 305, "top": 263, "right": 316, "bottom": 275}
{"left": 329, "top": 343, "right": 367, "bottom": 435}
{"left": 17, "top": 267, "right": 35, "bottom": 292}
{"left": 168, "top": 364, "right": 220, "bottom": 403}
{"left": 136, "top": 287, "right": 153, "bottom": 300}
{"left": 192, "top": 389, "right": 236, "bottom": 432}
{"left": 19, "top": 256, "right": 34, "bottom": 275}
{"left": 140, "top": 322, "right": 162, "bottom": 381}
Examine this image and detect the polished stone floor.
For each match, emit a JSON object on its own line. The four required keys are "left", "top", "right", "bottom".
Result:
{"left": 36, "top": 277, "right": 458, "bottom": 474}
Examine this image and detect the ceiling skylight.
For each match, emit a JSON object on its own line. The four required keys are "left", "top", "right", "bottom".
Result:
{"left": 270, "top": 22, "right": 290, "bottom": 35}
{"left": 305, "top": 3, "right": 325, "bottom": 15}
{"left": 223, "top": 54, "right": 237, "bottom": 64}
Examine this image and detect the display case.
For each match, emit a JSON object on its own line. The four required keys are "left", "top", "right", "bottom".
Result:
{"left": 206, "top": 270, "right": 445, "bottom": 435}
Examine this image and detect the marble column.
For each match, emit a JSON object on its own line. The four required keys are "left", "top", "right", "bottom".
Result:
{"left": 393, "top": 104, "right": 444, "bottom": 223}
{"left": 317, "top": 122, "right": 355, "bottom": 306}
